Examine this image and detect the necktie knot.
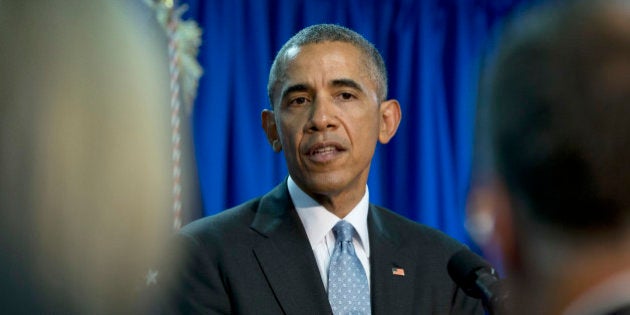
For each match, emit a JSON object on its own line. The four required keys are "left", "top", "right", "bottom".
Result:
{"left": 333, "top": 220, "right": 354, "bottom": 243}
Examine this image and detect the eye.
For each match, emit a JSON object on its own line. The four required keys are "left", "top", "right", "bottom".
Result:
{"left": 288, "top": 96, "right": 309, "bottom": 106}
{"left": 338, "top": 92, "right": 356, "bottom": 101}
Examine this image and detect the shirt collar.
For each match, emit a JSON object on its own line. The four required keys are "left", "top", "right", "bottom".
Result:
{"left": 563, "top": 269, "right": 630, "bottom": 315}
{"left": 288, "top": 176, "right": 370, "bottom": 255}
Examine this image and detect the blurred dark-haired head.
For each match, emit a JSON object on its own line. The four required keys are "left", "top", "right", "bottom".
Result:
{"left": 485, "top": 0, "right": 630, "bottom": 236}
{"left": 470, "top": 1, "right": 630, "bottom": 313}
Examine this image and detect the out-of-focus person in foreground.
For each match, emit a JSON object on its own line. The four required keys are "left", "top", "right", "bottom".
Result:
{"left": 0, "top": 1, "right": 176, "bottom": 313}
{"left": 468, "top": 0, "right": 630, "bottom": 314}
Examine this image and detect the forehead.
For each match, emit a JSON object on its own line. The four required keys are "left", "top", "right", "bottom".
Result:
{"left": 269, "top": 41, "right": 379, "bottom": 106}
{"left": 276, "top": 41, "right": 376, "bottom": 97}
{"left": 284, "top": 41, "right": 369, "bottom": 74}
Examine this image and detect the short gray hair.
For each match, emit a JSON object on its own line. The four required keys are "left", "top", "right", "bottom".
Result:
{"left": 267, "top": 24, "right": 388, "bottom": 107}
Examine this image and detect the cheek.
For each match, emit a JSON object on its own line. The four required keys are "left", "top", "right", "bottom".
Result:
{"left": 346, "top": 117, "right": 380, "bottom": 160}
{"left": 278, "top": 123, "right": 301, "bottom": 151}
{"left": 351, "top": 110, "right": 380, "bottom": 137}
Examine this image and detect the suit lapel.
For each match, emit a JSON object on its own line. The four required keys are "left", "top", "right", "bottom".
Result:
{"left": 250, "top": 182, "right": 332, "bottom": 315}
{"left": 369, "top": 205, "right": 416, "bottom": 315}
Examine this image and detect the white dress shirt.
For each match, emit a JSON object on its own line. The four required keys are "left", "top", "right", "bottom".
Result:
{"left": 288, "top": 176, "right": 371, "bottom": 292}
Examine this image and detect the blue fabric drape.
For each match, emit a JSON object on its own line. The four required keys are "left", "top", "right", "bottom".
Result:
{"left": 182, "top": 0, "right": 535, "bottom": 245}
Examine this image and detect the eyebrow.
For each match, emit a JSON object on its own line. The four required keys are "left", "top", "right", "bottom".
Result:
{"left": 280, "top": 79, "right": 365, "bottom": 101}
{"left": 331, "top": 79, "right": 364, "bottom": 93}
{"left": 280, "top": 84, "right": 310, "bottom": 101}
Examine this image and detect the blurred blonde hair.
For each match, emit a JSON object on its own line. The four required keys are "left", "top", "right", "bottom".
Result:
{"left": 1, "top": 1, "right": 175, "bottom": 313}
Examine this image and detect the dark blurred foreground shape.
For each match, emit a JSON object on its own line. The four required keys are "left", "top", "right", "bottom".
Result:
{"left": 469, "top": 0, "right": 630, "bottom": 314}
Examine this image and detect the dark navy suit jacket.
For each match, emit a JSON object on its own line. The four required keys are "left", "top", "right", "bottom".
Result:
{"left": 163, "top": 181, "right": 482, "bottom": 314}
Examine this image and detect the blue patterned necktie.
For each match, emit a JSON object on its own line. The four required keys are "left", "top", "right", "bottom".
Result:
{"left": 327, "top": 220, "right": 371, "bottom": 315}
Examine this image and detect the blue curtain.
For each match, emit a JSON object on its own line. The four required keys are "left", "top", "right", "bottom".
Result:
{"left": 181, "top": 0, "right": 536, "bottom": 245}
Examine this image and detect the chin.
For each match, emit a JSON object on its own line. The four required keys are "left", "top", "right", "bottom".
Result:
{"left": 303, "top": 172, "right": 357, "bottom": 195}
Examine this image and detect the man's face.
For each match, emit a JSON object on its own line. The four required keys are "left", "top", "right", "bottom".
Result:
{"left": 264, "top": 41, "right": 388, "bottom": 200}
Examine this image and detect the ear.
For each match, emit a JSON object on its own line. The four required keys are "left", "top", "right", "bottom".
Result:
{"left": 467, "top": 177, "right": 518, "bottom": 273}
{"left": 493, "top": 181, "right": 520, "bottom": 274}
{"left": 261, "top": 109, "right": 282, "bottom": 152}
{"left": 378, "top": 99, "right": 402, "bottom": 144}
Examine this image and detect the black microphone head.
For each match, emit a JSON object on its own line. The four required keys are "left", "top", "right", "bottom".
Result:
{"left": 447, "top": 249, "right": 495, "bottom": 298}
{"left": 448, "top": 249, "right": 509, "bottom": 315}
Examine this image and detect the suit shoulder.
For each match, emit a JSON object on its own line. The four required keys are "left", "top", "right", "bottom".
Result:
{"left": 371, "top": 205, "right": 468, "bottom": 256}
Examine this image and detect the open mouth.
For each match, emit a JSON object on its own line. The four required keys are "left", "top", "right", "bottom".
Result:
{"left": 311, "top": 145, "right": 336, "bottom": 155}
{"left": 305, "top": 142, "right": 345, "bottom": 163}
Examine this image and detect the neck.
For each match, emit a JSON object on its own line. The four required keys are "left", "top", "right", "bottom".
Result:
{"left": 308, "top": 186, "right": 366, "bottom": 218}
{"left": 511, "top": 231, "right": 630, "bottom": 315}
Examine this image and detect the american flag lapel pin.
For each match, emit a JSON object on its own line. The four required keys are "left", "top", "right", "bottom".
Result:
{"left": 391, "top": 267, "right": 405, "bottom": 276}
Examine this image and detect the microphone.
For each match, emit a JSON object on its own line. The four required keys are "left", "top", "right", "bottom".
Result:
{"left": 447, "top": 249, "right": 508, "bottom": 315}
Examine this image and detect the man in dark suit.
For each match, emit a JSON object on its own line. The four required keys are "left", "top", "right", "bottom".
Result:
{"left": 468, "top": 1, "right": 630, "bottom": 314}
{"left": 165, "top": 24, "right": 482, "bottom": 314}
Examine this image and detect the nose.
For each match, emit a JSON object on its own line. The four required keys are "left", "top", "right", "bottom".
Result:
{"left": 306, "top": 97, "right": 338, "bottom": 132}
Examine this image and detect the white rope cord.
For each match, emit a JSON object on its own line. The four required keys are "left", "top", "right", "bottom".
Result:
{"left": 146, "top": 0, "right": 202, "bottom": 231}
{"left": 167, "top": 19, "right": 183, "bottom": 230}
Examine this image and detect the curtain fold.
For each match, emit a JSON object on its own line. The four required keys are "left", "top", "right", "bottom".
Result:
{"left": 183, "top": 0, "right": 535, "bottom": 245}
